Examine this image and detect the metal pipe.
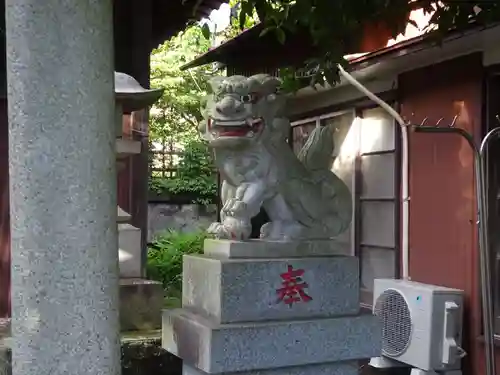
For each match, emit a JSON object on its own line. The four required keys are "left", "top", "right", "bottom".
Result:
{"left": 478, "top": 127, "right": 500, "bottom": 375}
{"left": 413, "top": 126, "right": 476, "bottom": 150}
{"left": 476, "top": 147, "right": 496, "bottom": 375}
{"left": 414, "top": 125, "right": 497, "bottom": 375}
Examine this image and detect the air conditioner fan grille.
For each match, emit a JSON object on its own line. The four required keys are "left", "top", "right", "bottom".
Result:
{"left": 374, "top": 289, "right": 412, "bottom": 357}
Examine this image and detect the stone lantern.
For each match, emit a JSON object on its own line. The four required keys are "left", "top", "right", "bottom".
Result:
{"left": 114, "top": 72, "right": 164, "bottom": 330}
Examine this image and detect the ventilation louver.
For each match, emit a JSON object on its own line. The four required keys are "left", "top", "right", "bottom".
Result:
{"left": 374, "top": 288, "right": 412, "bottom": 357}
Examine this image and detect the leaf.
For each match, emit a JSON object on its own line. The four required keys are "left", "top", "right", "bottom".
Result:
{"left": 147, "top": 230, "right": 208, "bottom": 293}
{"left": 275, "top": 27, "right": 286, "bottom": 44}
{"left": 259, "top": 26, "right": 274, "bottom": 37}
{"left": 239, "top": 8, "right": 247, "bottom": 29}
{"left": 201, "top": 23, "right": 211, "bottom": 40}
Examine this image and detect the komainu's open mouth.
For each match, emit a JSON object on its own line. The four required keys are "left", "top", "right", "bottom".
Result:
{"left": 208, "top": 118, "right": 263, "bottom": 137}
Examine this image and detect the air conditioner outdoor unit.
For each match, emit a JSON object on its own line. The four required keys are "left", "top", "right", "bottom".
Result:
{"left": 369, "top": 279, "right": 465, "bottom": 375}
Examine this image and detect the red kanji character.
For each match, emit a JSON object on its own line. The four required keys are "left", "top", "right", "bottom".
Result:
{"left": 276, "top": 265, "right": 313, "bottom": 306}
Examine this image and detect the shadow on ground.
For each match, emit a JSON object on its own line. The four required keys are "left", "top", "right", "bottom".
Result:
{"left": 360, "top": 361, "right": 411, "bottom": 375}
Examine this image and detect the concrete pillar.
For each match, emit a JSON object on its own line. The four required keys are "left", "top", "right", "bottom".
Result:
{"left": 5, "top": 1, "right": 120, "bottom": 375}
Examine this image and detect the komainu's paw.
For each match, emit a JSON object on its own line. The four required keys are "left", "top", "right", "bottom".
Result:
{"left": 207, "top": 222, "right": 229, "bottom": 239}
{"left": 260, "top": 221, "right": 304, "bottom": 241}
{"left": 207, "top": 218, "right": 252, "bottom": 240}
{"left": 222, "top": 198, "right": 248, "bottom": 217}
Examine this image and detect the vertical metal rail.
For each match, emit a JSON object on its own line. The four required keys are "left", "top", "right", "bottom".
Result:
{"left": 413, "top": 124, "right": 500, "bottom": 375}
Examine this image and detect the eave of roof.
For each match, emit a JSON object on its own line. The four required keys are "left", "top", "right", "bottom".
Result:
{"left": 180, "top": 23, "right": 328, "bottom": 70}
{"left": 180, "top": 23, "right": 265, "bottom": 69}
{"left": 151, "top": 0, "right": 228, "bottom": 49}
{"left": 180, "top": 20, "right": 392, "bottom": 70}
{"left": 181, "top": 17, "right": 493, "bottom": 72}
{"left": 344, "top": 22, "right": 496, "bottom": 69}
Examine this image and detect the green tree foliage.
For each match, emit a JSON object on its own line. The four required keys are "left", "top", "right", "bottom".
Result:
{"left": 150, "top": 26, "right": 212, "bottom": 143}
{"left": 149, "top": 26, "right": 219, "bottom": 202}
{"left": 149, "top": 139, "right": 218, "bottom": 205}
{"left": 147, "top": 230, "right": 207, "bottom": 307}
{"left": 205, "top": 0, "right": 500, "bottom": 86}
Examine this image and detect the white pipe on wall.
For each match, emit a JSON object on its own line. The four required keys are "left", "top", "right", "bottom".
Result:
{"left": 337, "top": 64, "right": 410, "bottom": 279}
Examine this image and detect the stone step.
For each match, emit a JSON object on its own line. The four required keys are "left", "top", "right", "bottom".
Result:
{"left": 120, "top": 279, "right": 163, "bottom": 331}
{"left": 162, "top": 309, "right": 381, "bottom": 374}
{"left": 182, "top": 254, "right": 359, "bottom": 324}
{"left": 183, "top": 362, "right": 359, "bottom": 375}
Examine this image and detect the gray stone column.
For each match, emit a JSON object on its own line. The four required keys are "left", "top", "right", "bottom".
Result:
{"left": 5, "top": 1, "right": 120, "bottom": 375}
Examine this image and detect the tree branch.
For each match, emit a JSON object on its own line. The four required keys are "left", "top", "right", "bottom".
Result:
{"left": 179, "top": 112, "right": 198, "bottom": 128}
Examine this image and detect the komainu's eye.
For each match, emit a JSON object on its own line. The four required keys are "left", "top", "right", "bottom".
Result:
{"left": 241, "top": 94, "right": 252, "bottom": 103}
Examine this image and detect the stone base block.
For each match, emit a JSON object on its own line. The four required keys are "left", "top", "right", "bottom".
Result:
{"left": 0, "top": 342, "right": 9, "bottom": 375}
{"left": 120, "top": 279, "right": 164, "bottom": 331}
{"left": 182, "top": 255, "right": 359, "bottom": 323}
{"left": 162, "top": 309, "right": 381, "bottom": 373}
{"left": 119, "top": 223, "right": 142, "bottom": 278}
{"left": 204, "top": 239, "right": 350, "bottom": 259}
{"left": 183, "top": 362, "right": 359, "bottom": 375}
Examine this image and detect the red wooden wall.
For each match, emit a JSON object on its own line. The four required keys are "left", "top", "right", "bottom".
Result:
{"left": 399, "top": 53, "right": 483, "bottom": 375}
{"left": 118, "top": 114, "right": 133, "bottom": 214}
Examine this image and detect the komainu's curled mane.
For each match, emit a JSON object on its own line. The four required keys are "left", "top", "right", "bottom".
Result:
{"left": 199, "top": 74, "right": 352, "bottom": 241}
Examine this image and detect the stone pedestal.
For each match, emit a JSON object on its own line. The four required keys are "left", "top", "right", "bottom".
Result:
{"left": 0, "top": 325, "right": 9, "bottom": 375}
{"left": 120, "top": 279, "right": 164, "bottom": 331}
{"left": 0, "top": 346, "right": 9, "bottom": 375}
{"left": 162, "top": 239, "right": 381, "bottom": 375}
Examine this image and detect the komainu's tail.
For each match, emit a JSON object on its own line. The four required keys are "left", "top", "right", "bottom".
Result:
{"left": 297, "top": 125, "right": 334, "bottom": 171}
{"left": 297, "top": 124, "right": 353, "bottom": 237}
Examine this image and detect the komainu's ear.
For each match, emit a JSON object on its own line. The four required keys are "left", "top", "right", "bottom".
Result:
{"left": 247, "top": 74, "right": 282, "bottom": 95}
{"left": 208, "top": 76, "right": 226, "bottom": 94}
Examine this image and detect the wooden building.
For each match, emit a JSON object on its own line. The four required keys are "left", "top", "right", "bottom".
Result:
{"left": 182, "top": 18, "right": 500, "bottom": 375}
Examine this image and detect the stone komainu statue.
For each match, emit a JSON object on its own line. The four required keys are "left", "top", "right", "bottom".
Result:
{"left": 199, "top": 74, "right": 352, "bottom": 241}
